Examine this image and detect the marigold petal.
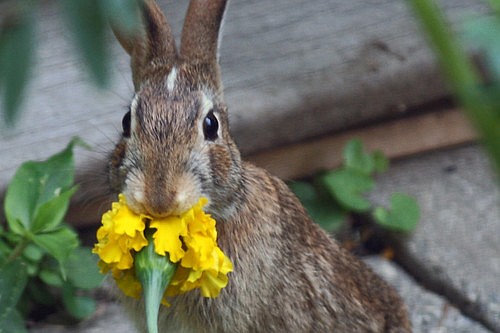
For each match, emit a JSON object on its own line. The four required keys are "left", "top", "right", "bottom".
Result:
{"left": 181, "top": 234, "right": 216, "bottom": 270}
{"left": 150, "top": 216, "right": 187, "bottom": 261}
{"left": 199, "top": 270, "right": 229, "bottom": 298}
{"left": 113, "top": 206, "right": 145, "bottom": 237}
{"left": 113, "top": 268, "right": 142, "bottom": 299}
{"left": 97, "top": 238, "right": 125, "bottom": 264}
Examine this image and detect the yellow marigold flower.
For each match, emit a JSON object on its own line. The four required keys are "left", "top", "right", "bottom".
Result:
{"left": 113, "top": 268, "right": 142, "bottom": 299}
{"left": 93, "top": 194, "right": 148, "bottom": 270}
{"left": 93, "top": 194, "right": 233, "bottom": 303}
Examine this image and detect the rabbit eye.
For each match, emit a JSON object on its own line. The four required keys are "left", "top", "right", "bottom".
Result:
{"left": 203, "top": 110, "right": 219, "bottom": 141}
{"left": 122, "top": 110, "right": 131, "bottom": 138}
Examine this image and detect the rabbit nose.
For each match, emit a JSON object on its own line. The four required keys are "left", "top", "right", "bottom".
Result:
{"left": 143, "top": 189, "right": 177, "bottom": 218}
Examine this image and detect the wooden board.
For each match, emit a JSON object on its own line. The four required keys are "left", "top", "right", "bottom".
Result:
{"left": 246, "top": 108, "right": 478, "bottom": 180}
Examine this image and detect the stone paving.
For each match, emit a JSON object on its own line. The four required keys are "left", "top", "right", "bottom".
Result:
{"left": 29, "top": 144, "right": 499, "bottom": 332}
{"left": 365, "top": 257, "right": 490, "bottom": 333}
{"left": 369, "top": 143, "right": 499, "bottom": 332}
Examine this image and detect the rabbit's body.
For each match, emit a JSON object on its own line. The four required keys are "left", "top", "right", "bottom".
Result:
{"left": 109, "top": 1, "right": 411, "bottom": 332}
{"left": 158, "top": 163, "right": 409, "bottom": 333}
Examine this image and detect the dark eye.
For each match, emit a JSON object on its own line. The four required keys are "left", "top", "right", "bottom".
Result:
{"left": 122, "top": 110, "right": 131, "bottom": 138}
{"left": 203, "top": 110, "right": 219, "bottom": 141}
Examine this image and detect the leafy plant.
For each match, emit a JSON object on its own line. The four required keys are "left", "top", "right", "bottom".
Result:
{"left": 0, "top": 0, "right": 141, "bottom": 125}
{"left": 290, "top": 139, "right": 420, "bottom": 234}
{"left": 0, "top": 139, "right": 103, "bottom": 332}
{"left": 407, "top": 0, "right": 500, "bottom": 176}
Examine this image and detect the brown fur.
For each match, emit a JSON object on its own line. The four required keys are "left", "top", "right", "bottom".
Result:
{"left": 109, "top": 1, "right": 412, "bottom": 332}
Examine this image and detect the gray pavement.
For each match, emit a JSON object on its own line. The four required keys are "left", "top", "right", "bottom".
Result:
{"left": 370, "top": 144, "right": 500, "bottom": 332}
{"left": 365, "top": 256, "right": 490, "bottom": 333}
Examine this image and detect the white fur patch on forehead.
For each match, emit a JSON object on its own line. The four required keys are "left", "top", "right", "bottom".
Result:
{"left": 166, "top": 66, "right": 177, "bottom": 93}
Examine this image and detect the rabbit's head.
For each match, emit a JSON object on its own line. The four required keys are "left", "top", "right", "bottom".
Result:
{"left": 109, "top": 0, "right": 242, "bottom": 220}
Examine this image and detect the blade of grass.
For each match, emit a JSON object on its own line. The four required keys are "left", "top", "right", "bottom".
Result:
{"left": 408, "top": 0, "right": 500, "bottom": 174}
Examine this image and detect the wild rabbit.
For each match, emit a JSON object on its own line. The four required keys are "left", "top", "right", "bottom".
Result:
{"left": 108, "top": 0, "right": 412, "bottom": 332}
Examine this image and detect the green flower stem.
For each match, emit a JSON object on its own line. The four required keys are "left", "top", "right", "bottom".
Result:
{"left": 6, "top": 237, "right": 30, "bottom": 263}
{"left": 134, "top": 230, "right": 177, "bottom": 333}
{"left": 407, "top": 0, "right": 478, "bottom": 90}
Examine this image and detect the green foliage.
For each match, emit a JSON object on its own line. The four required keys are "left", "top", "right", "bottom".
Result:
{"left": 322, "top": 169, "right": 374, "bottom": 212}
{"left": 407, "top": 0, "right": 500, "bottom": 175}
{"left": 288, "top": 181, "right": 346, "bottom": 232}
{"left": 0, "top": 140, "right": 103, "bottom": 332}
{"left": 0, "top": 1, "right": 36, "bottom": 125}
{"left": 290, "top": 139, "right": 419, "bottom": 234}
{"left": 374, "top": 193, "right": 420, "bottom": 233}
{"left": 0, "top": 0, "right": 141, "bottom": 125}
{"left": 343, "top": 139, "right": 389, "bottom": 175}
{"left": 0, "top": 259, "right": 28, "bottom": 333}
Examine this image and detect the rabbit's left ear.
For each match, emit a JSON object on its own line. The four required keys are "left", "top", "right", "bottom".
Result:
{"left": 180, "top": 0, "right": 228, "bottom": 88}
{"left": 111, "top": 0, "right": 178, "bottom": 90}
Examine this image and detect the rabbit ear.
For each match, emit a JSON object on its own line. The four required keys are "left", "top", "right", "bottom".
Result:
{"left": 180, "top": 0, "right": 228, "bottom": 70}
{"left": 112, "top": 0, "right": 178, "bottom": 90}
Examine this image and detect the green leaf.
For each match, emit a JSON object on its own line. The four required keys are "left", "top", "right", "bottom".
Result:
{"left": 60, "top": 0, "right": 109, "bottom": 87}
{"left": 26, "top": 279, "right": 56, "bottom": 306}
{"left": 0, "top": 259, "right": 28, "bottom": 328}
{"left": 0, "top": 238, "right": 12, "bottom": 260}
{"left": 321, "top": 169, "right": 374, "bottom": 212}
{"left": 373, "top": 193, "right": 420, "bottom": 233}
{"left": 32, "top": 226, "right": 79, "bottom": 265}
{"left": 39, "top": 268, "right": 64, "bottom": 287}
{"left": 462, "top": 15, "right": 500, "bottom": 82}
{"left": 0, "top": 308, "right": 27, "bottom": 333}
{"left": 4, "top": 140, "right": 78, "bottom": 234}
{"left": 64, "top": 247, "right": 104, "bottom": 290}
{"left": 3, "top": 163, "right": 39, "bottom": 234}
{"left": 288, "top": 181, "right": 316, "bottom": 202}
{"left": 343, "top": 139, "right": 375, "bottom": 175}
{"left": 31, "top": 186, "right": 78, "bottom": 233}
{"left": 102, "top": 0, "right": 141, "bottom": 35}
{"left": 0, "top": 4, "right": 36, "bottom": 125}
{"left": 289, "top": 181, "right": 346, "bottom": 232}
{"left": 373, "top": 150, "right": 389, "bottom": 173}
{"left": 21, "top": 243, "right": 43, "bottom": 265}
{"left": 62, "top": 284, "right": 96, "bottom": 319}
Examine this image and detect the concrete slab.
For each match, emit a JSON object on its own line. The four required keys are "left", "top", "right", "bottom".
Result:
{"left": 369, "top": 144, "right": 500, "bottom": 332}
{"left": 365, "top": 256, "right": 491, "bottom": 333}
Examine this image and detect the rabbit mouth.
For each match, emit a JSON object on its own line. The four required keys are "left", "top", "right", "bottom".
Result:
{"left": 122, "top": 174, "right": 203, "bottom": 219}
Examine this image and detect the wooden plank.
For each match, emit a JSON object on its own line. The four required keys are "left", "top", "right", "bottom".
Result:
{"left": 246, "top": 108, "right": 478, "bottom": 180}
{"left": 0, "top": 0, "right": 487, "bottom": 194}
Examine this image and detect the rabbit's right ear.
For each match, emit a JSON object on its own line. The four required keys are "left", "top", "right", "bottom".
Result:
{"left": 111, "top": 0, "right": 177, "bottom": 90}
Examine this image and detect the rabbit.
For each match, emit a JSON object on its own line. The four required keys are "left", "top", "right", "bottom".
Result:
{"left": 108, "top": 0, "right": 412, "bottom": 332}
